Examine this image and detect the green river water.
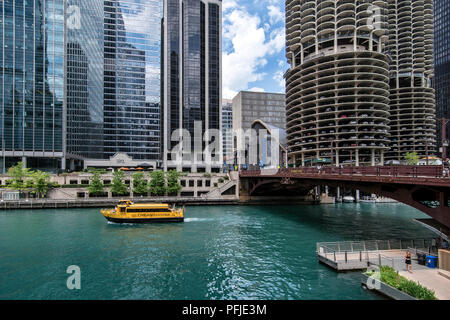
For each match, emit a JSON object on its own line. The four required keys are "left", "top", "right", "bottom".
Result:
{"left": 0, "top": 203, "right": 436, "bottom": 300}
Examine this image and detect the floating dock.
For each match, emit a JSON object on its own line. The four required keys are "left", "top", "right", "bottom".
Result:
{"left": 316, "top": 239, "right": 438, "bottom": 271}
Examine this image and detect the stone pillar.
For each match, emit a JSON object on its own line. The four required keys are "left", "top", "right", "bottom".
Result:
{"left": 22, "top": 156, "right": 27, "bottom": 168}
{"left": 355, "top": 149, "right": 359, "bottom": 166}
{"left": 301, "top": 153, "right": 305, "bottom": 167}
{"left": 380, "top": 151, "right": 384, "bottom": 166}
{"left": 336, "top": 187, "right": 341, "bottom": 201}
{"left": 293, "top": 155, "right": 296, "bottom": 168}
{"left": 335, "top": 150, "right": 339, "bottom": 166}
{"left": 355, "top": 190, "right": 360, "bottom": 202}
{"left": 325, "top": 186, "right": 329, "bottom": 196}
{"left": 371, "top": 149, "right": 376, "bottom": 166}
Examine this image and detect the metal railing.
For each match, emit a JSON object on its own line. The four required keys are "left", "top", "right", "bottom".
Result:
{"left": 317, "top": 238, "right": 437, "bottom": 264}
{"left": 241, "top": 166, "right": 447, "bottom": 179}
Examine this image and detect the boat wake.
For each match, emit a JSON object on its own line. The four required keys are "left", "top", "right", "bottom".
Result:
{"left": 184, "top": 218, "right": 213, "bottom": 223}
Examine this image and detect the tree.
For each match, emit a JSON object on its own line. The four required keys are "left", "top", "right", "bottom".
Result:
{"left": 166, "top": 170, "right": 182, "bottom": 196}
{"left": 88, "top": 171, "right": 105, "bottom": 197}
{"left": 31, "top": 170, "right": 51, "bottom": 198}
{"left": 404, "top": 152, "right": 420, "bottom": 165}
{"left": 7, "top": 162, "right": 31, "bottom": 192}
{"left": 149, "top": 170, "right": 166, "bottom": 196}
{"left": 132, "top": 172, "right": 148, "bottom": 196}
{"left": 110, "top": 170, "right": 129, "bottom": 196}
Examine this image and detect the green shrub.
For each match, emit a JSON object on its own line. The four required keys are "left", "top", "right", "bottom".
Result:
{"left": 376, "top": 266, "right": 437, "bottom": 300}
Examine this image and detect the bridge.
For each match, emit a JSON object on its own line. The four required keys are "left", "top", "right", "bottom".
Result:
{"left": 239, "top": 166, "right": 450, "bottom": 228}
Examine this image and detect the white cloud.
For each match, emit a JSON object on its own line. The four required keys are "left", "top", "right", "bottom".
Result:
{"left": 273, "top": 71, "right": 285, "bottom": 92}
{"left": 223, "top": 0, "right": 237, "bottom": 11}
{"left": 222, "top": 5, "right": 285, "bottom": 99}
{"left": 249, "top": 87, "right": 266, "bottom": 92}
{"left": 268, "top": 5, "right": 283, "bottom": 25}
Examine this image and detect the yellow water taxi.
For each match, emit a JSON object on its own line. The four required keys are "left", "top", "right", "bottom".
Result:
{"left": 101, "top": 200, "right": 184, "bottom": 223}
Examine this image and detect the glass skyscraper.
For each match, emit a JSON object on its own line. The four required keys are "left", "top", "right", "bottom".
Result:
{"left": 103, "top": 0, "right": 163, "bottom": 162}
{"left": 0, "top": 0, "right": 65, "bottom": 171}
{"left": 435, "top": 0, "right": 450, "bottom": 156}
{"left": 66, "top": 0, "right": 105, "bottom": 165}
{"left": 163, "top": 0, "right": 222, "bottom": 172}
{"left": 0, "top": 0, "right": 105, "bottom": 172}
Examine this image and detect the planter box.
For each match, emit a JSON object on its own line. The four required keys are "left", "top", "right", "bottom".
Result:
{"left": 361, "top": 273, "right": 417, "bottom": 300}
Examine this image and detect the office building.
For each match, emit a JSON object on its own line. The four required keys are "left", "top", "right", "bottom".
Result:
{"left": 163, "top": 0, "right": 222, "bottom": 172}
{"left": 435, "top": 0, "right": 450, "bottom": 157}
{"left": 232, "top": 91, "right": 285, "bottom": 133}
{"left": 103, "top": 0, "right": 163, "bottom": 164}
{"left": 232, "top": 91, "right": 285, "bottom": 168}
{"left": 0, "top": 0, "right": 104, "bottom": 172}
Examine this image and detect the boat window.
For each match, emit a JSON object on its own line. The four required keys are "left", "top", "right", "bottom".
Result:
{"left": 126, "top": 208, "right": 171, "bottom": 213}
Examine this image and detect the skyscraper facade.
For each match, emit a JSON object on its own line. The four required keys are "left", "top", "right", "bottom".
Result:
{"left": 385, "top": 0, "right": 436, "bottom": 161}
{"left": 163, "top": 0, "right": 222, "bottom": 172}
{"left": 285, "top": 0, "right": 391, "bottom": 166}
{"left": 285, "top": 0, "right": 437, "bottom": 166}
{"left": 0, "top": 0, "right": 65, "bottom": 171}
{"left": 0, "top": 0, "right": 105, "bottom": 172}
{"left": 434, "top": 0, "right": 450, "bottom": 157}
{"left": 66, "top": 0, "right": 105, "bottom": 166}
{"left": 103, "top": 0, "right": 163, "bottom": 162}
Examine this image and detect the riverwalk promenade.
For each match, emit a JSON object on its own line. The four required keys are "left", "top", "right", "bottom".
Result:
{"left": 0, "top": 197, "right": 240, "bottom": 210}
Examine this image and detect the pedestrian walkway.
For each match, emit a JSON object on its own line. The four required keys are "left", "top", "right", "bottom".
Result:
{"left": 399, "top": 268, "right": 450, "bottom": 300}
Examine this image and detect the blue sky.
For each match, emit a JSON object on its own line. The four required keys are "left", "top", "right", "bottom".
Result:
{"left": 222, "top": 0, "right": 287, "bottom": 99}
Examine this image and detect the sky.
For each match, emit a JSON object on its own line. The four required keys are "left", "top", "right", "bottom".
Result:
{"left": 222, "top": 0, "right": 287, "bottom": 99}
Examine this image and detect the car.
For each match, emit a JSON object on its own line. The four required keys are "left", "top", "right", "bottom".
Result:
{"left": 385, "top": 160, "right": 401, "bottom": 165}
{"left": 360, "top": 114, "right": 368, "bottom": 117}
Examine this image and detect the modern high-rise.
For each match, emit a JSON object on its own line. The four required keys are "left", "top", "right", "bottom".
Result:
{"left": 0, "top": 0, "right": 104, "bottom": 172}
{"left": 66, "top": 0, "right": 105, "bottom": 167}
{"left": 163, "top": 0, "right": 222, "bottom": 172}
{"left": 285, "top": 0, "right": 391, "bottom": 166}
{"left": 103, "top": 0, "right": 163, "bottom": 163}
{"left": 385, "top": 0, "right": 436, "bottom": 161}
{"left": 434, "top": 0, "right": 450, "bottom": 157}
{"left": 285, "top": 0, "right": 437, "bottom": 166}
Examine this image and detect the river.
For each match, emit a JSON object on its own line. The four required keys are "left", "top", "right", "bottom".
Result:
{"left": 0, "top": 203, "right": 436, "bottom": 300}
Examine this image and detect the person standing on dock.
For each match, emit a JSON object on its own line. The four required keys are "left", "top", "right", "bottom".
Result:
{"left": 405, "top": 251, "right": 412, "bottom": 273}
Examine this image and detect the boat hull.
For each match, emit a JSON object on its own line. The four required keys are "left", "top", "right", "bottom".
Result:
{"left": 105, "top": 216, "right": 184, "bottom": 224}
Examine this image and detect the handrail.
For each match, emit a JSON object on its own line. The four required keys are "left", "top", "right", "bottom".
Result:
{"left": 241, "top": 165, "right": 446, "bottom": 179}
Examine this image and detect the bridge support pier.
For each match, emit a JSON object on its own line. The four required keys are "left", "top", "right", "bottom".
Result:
{"left": 355, "top": 190, "right": 360, "bottom": 202}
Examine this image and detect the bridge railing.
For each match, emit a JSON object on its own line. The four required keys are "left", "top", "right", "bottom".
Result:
{"left": 241, "top": 166, "right": 444, "bottom": 178}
